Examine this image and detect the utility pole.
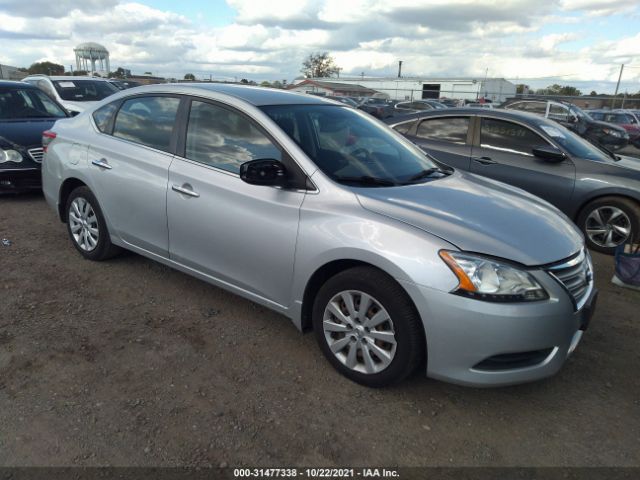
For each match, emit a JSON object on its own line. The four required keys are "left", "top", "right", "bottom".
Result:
{"left": 612, "top": 64, "right": 624, "bottom": 108}
{"left": 397, "top": 60, "right": 403, "bottom": 78}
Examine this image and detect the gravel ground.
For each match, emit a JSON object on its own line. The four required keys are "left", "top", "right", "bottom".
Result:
{"left": 0, "top": 194, "right": 639, "bottom": 468}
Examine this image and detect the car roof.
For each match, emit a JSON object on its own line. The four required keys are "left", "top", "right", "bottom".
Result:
{"left": 117, "top": 83, "right": 337, "bottom": 107}
{"left": 384, "top": 107, "right": 545, "bottom": 125}
{"left": 0, "top": 80, "right": 38, "bottom": 89}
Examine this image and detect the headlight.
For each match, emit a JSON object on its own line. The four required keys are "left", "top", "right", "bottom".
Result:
{"left": 439, "top": 251, "right": 548, "bottom": 302}
{"left": 602, "top": 128, "right": 622, "bottom": 138}
{"left": 0, "top": 149, "right": 23, "bottom": 163}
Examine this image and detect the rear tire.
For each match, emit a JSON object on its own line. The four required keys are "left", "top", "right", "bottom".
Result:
{"left": 312, "top": 266, "right": 425, "bottom": 387}
{"left": 66, "top": 186, "right": 121, "bottom": 261}
{"left": 577, "top": 196, "right": 640, "bottom": 254}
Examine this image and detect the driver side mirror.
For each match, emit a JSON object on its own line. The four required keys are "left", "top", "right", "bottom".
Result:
{"left": 532, "top": 146, "right": 566, "bottom": 163}
{"left": 240, "top": 159, "right": 287, "bottom": 187}
{"left": 569, "top": 114, "right": 578, "bottom": 124}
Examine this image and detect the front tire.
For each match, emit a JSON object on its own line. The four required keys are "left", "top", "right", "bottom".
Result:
{"left": 577, "top": 196, "right": 639, "bottom": 254}
{"left": 312, "top": 267, "right": 425, "bottom": 387}
{"left": 66, "top": 186, "right": 121, "bottom": 261}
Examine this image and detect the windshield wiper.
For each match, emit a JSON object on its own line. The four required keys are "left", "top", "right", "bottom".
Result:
{"left": 333, "top": 175, "right": 398, "bottom": 187}
{"left": 406, "top": 167, "right": 452, "bottom": 182}
{"left": 590, "top": 140, "right": 619, "bottom": 161}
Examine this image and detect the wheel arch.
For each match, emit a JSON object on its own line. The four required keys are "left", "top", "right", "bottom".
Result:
{"left": 299, "top": 259, "right": 423, "bottom": 335}
{"left": 573, "top": 191, "right": 640, "bottom": 222}
{"left": 58, "top": 177, "right": 88, "bottom": 222}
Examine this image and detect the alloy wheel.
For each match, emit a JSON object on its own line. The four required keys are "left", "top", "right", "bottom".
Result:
{"left": 585, "top": 206, "right": 631, "bottom": 248}
{"left": 69, "top": 197, "right": 100, "bottom": 251}
{"left": 322, "top": 290, "right": 397, "bottom": 375}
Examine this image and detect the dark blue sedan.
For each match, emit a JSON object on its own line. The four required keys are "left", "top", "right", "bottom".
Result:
{"left": 0, "top": 81, "right": 68, "bottom": 192}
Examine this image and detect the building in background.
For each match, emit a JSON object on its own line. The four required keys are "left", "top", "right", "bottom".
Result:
{"left": 74, "top": 42, "right": 110, "bottom": 75}
{"left": 288, "top": 79, "right": 382, "bottom": 98}
{"left": 0, "top": 64, "right": 27, "bottom": 81}
{"left": 294, "top": 76, "right": 516, "bottom": 103}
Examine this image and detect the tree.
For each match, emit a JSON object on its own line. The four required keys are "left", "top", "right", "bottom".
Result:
{"left": 271, "top": 80, "right": 283, "bottom": 89}
{"left": 537, "top": 84, "right": 582, "bottom": 96}
{"left": 260, "top": 80, "right": 271, "bottom": 87}
{"left": 28, "top": 61, "right": 64, "bottom": 75}
{"left": 71, "top": 70, "right": 89, "bottom": 76}
{"left": 109, "top": 67, "right": 127, "bottom": 79}
{"left": 184, "top": 73, "right": 195, "bottom": 81}
{"left": 240, "top": 79, "right": 249, "bottom": 84}
{"left": 589, "top": 91, "right": 597, "bottom": 96}
{"left": 301, "top": 52, "right": 339, "bottom": 78}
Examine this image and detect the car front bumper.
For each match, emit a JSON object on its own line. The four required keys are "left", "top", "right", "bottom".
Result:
{"left": 403, "top": 270, "right": 597, "bottom": 387}
{"left": 0, "top": 167, "right": 41, "bottom": 192}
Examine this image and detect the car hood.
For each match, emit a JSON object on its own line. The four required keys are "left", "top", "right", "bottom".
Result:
{"left": 614, "top": 154, "right": 640, "bottom": 171}
{"left": 355, "top": 171, "right": 583, "bottom": 266}
{"left": 0, "top": 118, "right": 59, "bottom": 149}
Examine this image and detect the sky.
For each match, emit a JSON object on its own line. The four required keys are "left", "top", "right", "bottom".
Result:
{"left": 0, "top": 0, "right": 639, "bottom": 94}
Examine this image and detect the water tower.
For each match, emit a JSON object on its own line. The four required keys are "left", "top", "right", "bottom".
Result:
{"left": 74, "top": 42, "right": 110, "bottom": 74}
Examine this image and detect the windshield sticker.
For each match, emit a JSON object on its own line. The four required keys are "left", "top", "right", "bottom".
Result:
{"left": 540, "top": 125, "right": 566, "bottom": 138}
{"left": 58, "top": 82, "right": 76, "bottom": 88}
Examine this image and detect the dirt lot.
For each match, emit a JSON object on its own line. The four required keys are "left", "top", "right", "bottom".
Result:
{"left": 1, "top": 194, "right": 639, "bottom": 468}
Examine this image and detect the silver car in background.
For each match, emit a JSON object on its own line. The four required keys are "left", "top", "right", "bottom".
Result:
{"left": 42, "top": 84, "right": 597, "bottom": 387}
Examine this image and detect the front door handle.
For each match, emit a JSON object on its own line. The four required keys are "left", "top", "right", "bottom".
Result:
{"left": 473, "top": 156, "right": 497, "bottom": 165}
{"left": 172, "top": 184, "right": 200, "bottom": 198}
{"left": 91, "top": 158, "right": 112, "bottom": 169}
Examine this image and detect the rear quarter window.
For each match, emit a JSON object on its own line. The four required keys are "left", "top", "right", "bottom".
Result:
{"left": 92, "top": 102, "right": 119, "bottom": 133}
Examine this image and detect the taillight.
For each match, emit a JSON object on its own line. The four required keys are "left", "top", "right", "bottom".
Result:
{"left": 42, "top": 130, "right": 57, "bottom": 153}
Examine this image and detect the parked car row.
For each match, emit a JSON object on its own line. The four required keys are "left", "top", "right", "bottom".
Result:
{"left": 500, "top": 98, "right": 630, "bottom": 152}
{"left": 3, "top": 80, "right": 637, "bottom": 390}
{"left": 586, "top": 109, "right": 640, "bottom": 148}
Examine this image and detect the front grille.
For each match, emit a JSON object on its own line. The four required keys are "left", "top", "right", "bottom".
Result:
{"left": 547, "top": 249, "right": 593, "bottom": 310}
{"left": 28, "top": 147, "right": 44, "bottom": 163}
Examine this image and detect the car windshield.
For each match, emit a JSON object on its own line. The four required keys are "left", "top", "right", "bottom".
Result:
{"left": 53, "top": 80, "right": 118, "bottom": 101}
{"left": 569, "top": 105, "right": 592, "bottom": 121}
{"left": 261, "top": 104, "right": 444, "bottom": 186}
{"left": 536, "top": 119, "right": 609, "bottom": 161}
{"left": 0, "top": 87, "right": 67, "bottom": 119}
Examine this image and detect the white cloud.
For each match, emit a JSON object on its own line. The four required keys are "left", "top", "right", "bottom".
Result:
{"left": 0, "top": 0, "right": 638, "bottom": 91}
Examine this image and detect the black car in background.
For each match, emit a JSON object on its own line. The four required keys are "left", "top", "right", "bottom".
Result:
{"left": 356, "top": 98, "right": 395, "bottom": 119}
{"left": 0, "top": 81, "right": 68, "bottom": 192}
{"left": 386, "top": 108, "right": 640, "bottom": 254}
{"left": 501, "top": 98, "right": 629, "bottom": 151}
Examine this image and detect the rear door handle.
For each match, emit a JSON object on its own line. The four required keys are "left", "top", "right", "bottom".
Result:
{"left": 473, "top": 156, "right": 497, "bottom": 165}
{"left": 91, "top": 158, "right": 112, "bottom": 169}
{"left": 172, "top": 184, "right": 200, "bottom": 198}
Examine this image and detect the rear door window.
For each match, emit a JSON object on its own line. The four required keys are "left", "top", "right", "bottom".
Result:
{"left": 415, "top": 117, "right": 469, "bottom": 145}
{"left": 480, "top": 118, "right": 549, "bottom": 156}
{"left": 113, "top": 96, "right": 180, "bottom": 152}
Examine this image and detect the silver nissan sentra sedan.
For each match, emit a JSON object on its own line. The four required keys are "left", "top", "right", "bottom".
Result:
{"left": 41, "top": 84, "right": 597, "bottom": 387}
